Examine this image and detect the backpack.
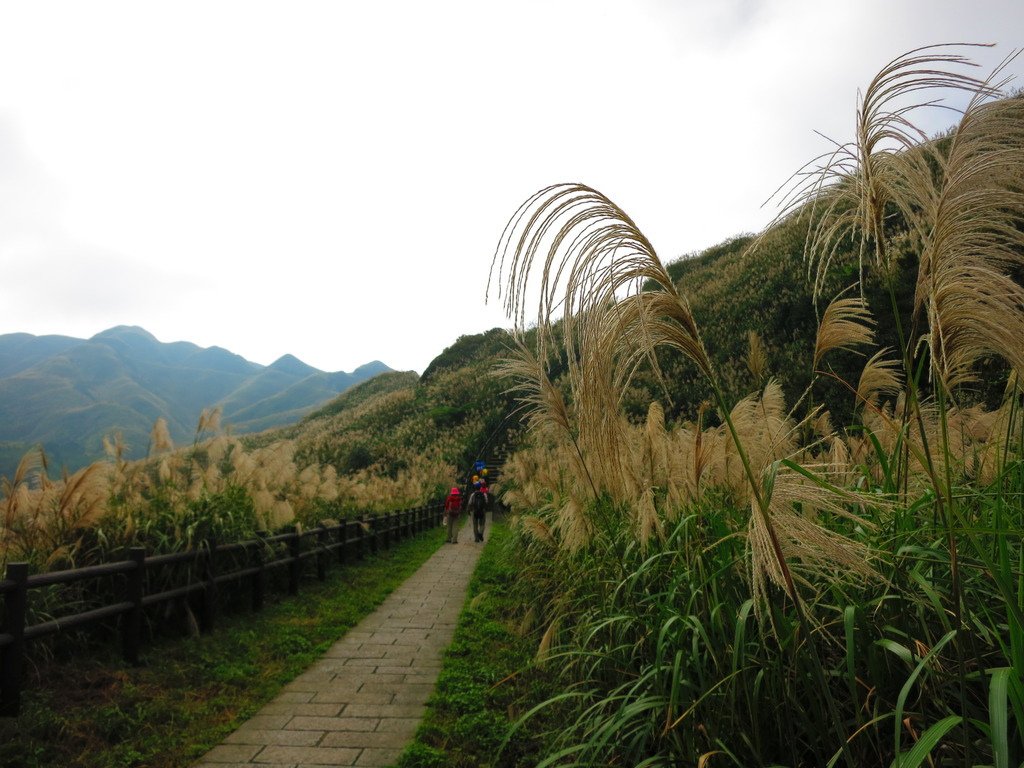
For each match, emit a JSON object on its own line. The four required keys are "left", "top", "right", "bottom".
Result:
{"left": 471, "top": 491, "right": 486, "bottom": 514}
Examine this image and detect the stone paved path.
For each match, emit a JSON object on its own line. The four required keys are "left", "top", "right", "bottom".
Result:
{"left": 195, "top": 513, "right": 486, "bottom": 768}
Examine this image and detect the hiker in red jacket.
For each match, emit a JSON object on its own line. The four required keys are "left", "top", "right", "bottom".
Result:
{"left": 444, "top": 486, "right": 462, "bottom": 543}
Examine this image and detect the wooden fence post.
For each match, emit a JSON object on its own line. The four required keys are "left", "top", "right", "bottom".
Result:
{"left": 369, "top": 514, "right": 379, "bottom": 556}
{"left": 0, "top": 562, "right": 28, "bottom": 717}
{"left": 288, "top": 526, "right": 300, "bottom": 596}
{"left": 316, "top": 526, "right": 327, "bottom": 581}
{"left": 252, "top": 533, "right": 266, "bottom": 612}
{"left": 201, "top": 538, "right": 218, "bottom": 633}
{"left": 122, "top": 547, "right": 146, "bottom": 665}
{"left": 337, "top": 521, "right": 346, "bottom": 566}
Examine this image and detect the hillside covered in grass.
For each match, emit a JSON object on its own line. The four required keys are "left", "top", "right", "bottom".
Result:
{"left": 255, "top": 327, "right": 521, "bottom": 499}
{"left": 0, "top": 325, "right": 391, "bottom": 478}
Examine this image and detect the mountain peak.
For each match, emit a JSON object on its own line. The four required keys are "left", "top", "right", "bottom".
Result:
{"left": 353, "top": 360, "right": 392, "bottom": 376}
{"left": 268, "top": 353, "right": 319, "bottom": 377}
{"left": 90, "top": 325, "right": 159, "bottom": 343}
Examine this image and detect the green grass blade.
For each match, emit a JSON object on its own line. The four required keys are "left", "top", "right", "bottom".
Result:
{"left": 864, "top": 428, "right": 895, "bottom": 492}
{"left": 892, "top": 629, "right": 957, "bottom": 761}
{"left": 877, "top": 638, "right": 913, "bottom": 665}
{"left": 889, "top": 715, "right": 962, "bottom": 768}
{"left": 907, "top": 569, "right": 952, "bottom": 634}
{"left": 990, "top": 667, "right": 1011, "bottom": 768}
{"left": 1009, "top": 672, "right": 1024, "bottom": 758}
{"left": 844, "top": 605, "right": 860, "bottom": 724}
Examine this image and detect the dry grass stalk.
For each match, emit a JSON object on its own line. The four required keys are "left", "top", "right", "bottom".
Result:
{"left": 912, "top": 94, "right": 1024, "bottom": 389}
{"left": 492, "top": 339, "right": 596, "bottom": 498}
{"left": 767, "top": 44, "right": 1006, "bottom": 298}
{"left": 489, "top": 183, "right": 887, "bottom": 613}
{"left": 642, "top": 401, "right": 669, "bottom": 493}
{"left": 1, "top": 452, "right": 110, "bottom": 567}
{"left": 489, "top": 185, "right": 716, "bottom": 518}
{"left": 555, "top": 492, "right": 593, "bottom": 554}
{"left": 537, "top": 617, "right": 560, "bottom": 661}
{"left": 197, "top": 406, "right": 222, "bottom": 436}
{"left": 2, "top": 390, "right": 447, "bottom": 564}
{"left": 856, "top": 348, "right": 904, "bottom": 409}
{"left": 489, "top": 183, "right": 713, "bottom": 381}
{"left": 149, "top": 417, "right": 174, "bottom": 456}
{"left": 855, "top": 389, "right": 1022, "bottom": 492}
{"left": 812, "top": 410, "right": 833, "bottom": 439}
{"left": 707, "top": 381, "right": 799, "bottom": 504}
{"left": 519, "top": 514, "right": 555, "bottom": 545}
{"left": 813, "top": 296, "right": 875, "bottom": 369}
{"left": 746, "top": 330, "right": 769, "bottom": 382}
{"left": 749, "top": 461, "right": 881, "bottom": 621}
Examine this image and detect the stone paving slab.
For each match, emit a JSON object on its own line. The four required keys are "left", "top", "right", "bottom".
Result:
{"left": 195, "top": 514, "right": 486, "bottom": 768}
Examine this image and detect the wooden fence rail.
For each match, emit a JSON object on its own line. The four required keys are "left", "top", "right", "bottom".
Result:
{"left": 0, "top": 502, "right": 444, "bottom": 716}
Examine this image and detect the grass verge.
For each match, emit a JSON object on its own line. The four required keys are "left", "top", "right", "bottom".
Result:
{"left": 0, "top": 526, "right": 446, "bottom": 768}
{"left": 396, "top": 520, "right": 558, "bottom": 768}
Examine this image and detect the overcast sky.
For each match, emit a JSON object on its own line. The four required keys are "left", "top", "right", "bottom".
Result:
{"left": 1, "top": 1, "right": 1021, "bottom": 374}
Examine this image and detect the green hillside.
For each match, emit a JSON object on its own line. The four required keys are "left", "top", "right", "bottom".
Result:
{"left": 0, "top": 326, "right": 392, "bottom": 477}
{"left": 249, "top": 329, "right": 520, "bottom": 503}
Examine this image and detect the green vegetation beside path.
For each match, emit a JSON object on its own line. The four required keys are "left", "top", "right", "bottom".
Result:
{"left": 397, "top": 521, "right": 558, "bottom": 768}
{"left": 0, "top": 527, "right": 446, "bottom": 768}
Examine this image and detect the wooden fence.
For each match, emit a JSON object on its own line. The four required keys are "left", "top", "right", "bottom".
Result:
{"left": 0, "top": 503, "right": 443, "bottom": 716}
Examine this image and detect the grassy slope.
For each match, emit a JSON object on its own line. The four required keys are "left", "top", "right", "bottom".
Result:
{"left": 626, "top": 210, "right": 946, "bottom": 432}
{"left": 252, "top": 329, "right": 522, "bottom": 494}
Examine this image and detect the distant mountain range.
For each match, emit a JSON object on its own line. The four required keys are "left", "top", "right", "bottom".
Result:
{"left": 0, "top": 326, "right": 392, "bottom": 477}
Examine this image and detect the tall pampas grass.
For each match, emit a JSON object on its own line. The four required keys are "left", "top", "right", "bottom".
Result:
{"left": 913, "top": 93, "right": 1024, "bottom": 389}
{"left": 813, "top": 296, "right": 875, "bottom": 369}
{"left": 746, "top": 330, "right": 769, "bottom": 383}
{"left": 491, "top": 183, "right": 883, "bottom": 617}
{"left": 494, "top": 45, "right": 1024, "bottom": 768}
{"left": 749, "top": 460, "right": 882, "bottom": 623}
{"left": 149, "top": 417, "right": 174, "bottom": 456}
{"left": 856, "top": 348, "right": 904, "bottom": 409}
{"left": 770, "top": 44, "right": 1007, "bottom": 296}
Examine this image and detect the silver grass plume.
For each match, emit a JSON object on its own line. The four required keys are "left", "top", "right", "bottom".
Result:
{"left": 768, "top": 44, "right": 1007, "bottom": 299}
{"left": 912, "top": 92, "right": 1024, "bottom": 388}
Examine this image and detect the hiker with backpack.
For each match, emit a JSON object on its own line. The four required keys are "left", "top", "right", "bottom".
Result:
{"left": 444, "top": 486, "right": 462, "bottom": 543}
{"left": 470, "top": 481, "right": 489, "bottom": 542}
